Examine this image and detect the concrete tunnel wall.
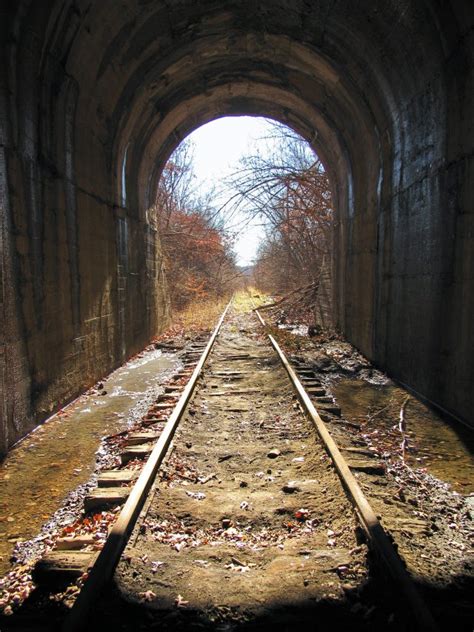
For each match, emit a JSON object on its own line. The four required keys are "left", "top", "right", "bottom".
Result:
{"left": 0, "top": 1, "right": 472, "bottom": 455}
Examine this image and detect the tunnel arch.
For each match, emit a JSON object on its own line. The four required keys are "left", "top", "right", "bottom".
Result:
{"left": 107, "top": 29, "right": 390, "bottom": 213}
{"left": 0, "top": 1, "right": 472, "bottom": 454}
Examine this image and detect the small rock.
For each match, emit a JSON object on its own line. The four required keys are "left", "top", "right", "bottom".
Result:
{"left": 267, "top": 449, "right": 281, "bottom": 459}
{"left": 282, "top": 482, "right": 300, "bottom": 494}
{"left": 239, "top": 480, "right": 248, "bottom": 488}
{"left": 225, "top": 527, "right": 239, "bottom": 536}
{"left": 186, "top": 491, "right": 206, "bottom": 500}
{"left": 222, "top": 518, "right": 232, "bottom": 529}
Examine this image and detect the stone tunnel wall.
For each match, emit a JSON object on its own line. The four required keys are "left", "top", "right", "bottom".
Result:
{"left": 0, "top": 3, "right": 170, "bottom": 455}
{"left": 338, "top": 3, "right": 474, "bottom": 425}
{"left": 0, "top": 1, "right": 473, "bottom": 456}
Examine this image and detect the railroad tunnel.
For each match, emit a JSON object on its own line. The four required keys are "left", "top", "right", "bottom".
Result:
{"left": 0, "top": 0, "right": 472, "bottom": 455}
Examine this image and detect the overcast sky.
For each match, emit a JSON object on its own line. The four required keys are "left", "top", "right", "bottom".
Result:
{"left": 185, "top": 116, "right": 275, "bottom": 266}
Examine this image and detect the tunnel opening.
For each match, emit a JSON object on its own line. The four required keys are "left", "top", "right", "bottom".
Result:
{"left": 151, "top": 115, "right": 335, "bottom": 319}
{"left": 0, "top": 0, "right": 472, "bottom": 451}
{"left": 0, "top": 2, "right": 473, "bottom": 628}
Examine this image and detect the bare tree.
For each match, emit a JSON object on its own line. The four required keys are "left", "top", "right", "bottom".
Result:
{"left": 149, "top": 140, "right": 238, "bottom": 310}
{"left": 224, "top": 122, "right": 333, "bottom": 295}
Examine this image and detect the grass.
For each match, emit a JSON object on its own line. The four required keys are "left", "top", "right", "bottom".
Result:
{"left": 155, "top": 288, "right": 271, "bottom": 342}
{"left": 232, "top": 287, "right": 270, "bottom": 313}
{"left": 175, "top": 296, "right": 231, "bottom": 331}
{"left": 178, "top": 288, "right": 270, "bottom": 327}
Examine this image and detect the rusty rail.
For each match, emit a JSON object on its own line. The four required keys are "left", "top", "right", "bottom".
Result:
{"left": 255, "top": 309, "right": 437, "bottom": 632}
{"left": 61, "top": 299, "right": 436, "bottom": 631}
{"left": 63, "top": 299, "right": 233, "bottom": 632}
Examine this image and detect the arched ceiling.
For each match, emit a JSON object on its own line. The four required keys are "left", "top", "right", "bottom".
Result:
{"left": 2, "top": 0, "right": 472, "bottom": 443}
{"left": 29, "top": 0, "right": 453, "bottom": 214}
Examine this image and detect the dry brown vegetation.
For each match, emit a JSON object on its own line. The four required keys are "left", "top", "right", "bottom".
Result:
{"left": 149, "top": 122, "right": 333, "bottom": 324}
{"left": 225, "top": 122, "right": 333, "bottom": 297}
{"left": 148, "top": 141, "right": 239, "bottom": 312}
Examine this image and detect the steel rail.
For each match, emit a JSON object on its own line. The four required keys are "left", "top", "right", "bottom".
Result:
{"left": 255, "top": 309, "right": 437, "bottom": 632}
{"left": 63, "top": 298, "right": 233, "bottom": 632}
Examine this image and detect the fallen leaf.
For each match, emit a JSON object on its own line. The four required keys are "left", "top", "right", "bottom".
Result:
{"left": 139, "top": 590, "right": 156, "bottom": 602}
{"left": 175, "top": 594, "right": 189, "bottom": 608}
{"left": 151, "top": 561, "right": 165, "bottom": 573}
{"left": 295, "top": 509, "right": 309, "bottom": 520}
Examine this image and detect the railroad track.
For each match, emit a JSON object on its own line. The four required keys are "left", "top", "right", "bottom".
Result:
{"left": 5, "top": 299, "right": 437, "bottom": 631}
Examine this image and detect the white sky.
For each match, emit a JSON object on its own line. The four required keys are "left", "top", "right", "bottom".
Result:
{"left": 185, "top": 116, "right": 276, "bottom": 266}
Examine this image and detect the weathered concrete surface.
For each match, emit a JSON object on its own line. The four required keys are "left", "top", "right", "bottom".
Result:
{"left": 0, "top": 1, "right": 472, "bottom": 453}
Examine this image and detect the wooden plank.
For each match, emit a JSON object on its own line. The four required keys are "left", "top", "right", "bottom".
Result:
{"left": 315, "top": 402, "right": 341, "bottom": 416}
{"left": 97, "top": 470, "right": 138, "bottom": 487}
{"left": 33, "top": 551, "right": 97, "bottom": 587}
{"left": 306, "top": 388, "right": 327, "bottom": 396}
{"left": 211, "top": 371, "right": 250, "bottom": 376}
{"left": 342, "top": 447, "right": 378, "bottom": 458}
{"left": 55, "top": 536, "right": 96, "bottom": 551}
{"left": 348, "top": 461, "right": 386, "bottom": 475}
{"left": 84, "top": 487, "right": 130, "bottom": 511}
{"left": 210, "top": 374, "right": 245, "bottom": 380}
{"left": 142, "top": 415, "right": 166, "bottom": 423}
{"left": 120, "top": 444, "right": 154, "bottom": 464}
{"left": 125, "top": 432, "right": 160, "bottom": 445}
{"left": 156, "top": 393, "right": 179, "bottom": 402}
{"left": 164, "top": 385, "right": 182, "bottom": 393}
{"left": 206, "top": 389, "right": 261, "bottom": 396}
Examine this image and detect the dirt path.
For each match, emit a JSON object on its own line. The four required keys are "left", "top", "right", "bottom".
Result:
{"left": 95, "top": 309, "right": 398, "bottom": 630}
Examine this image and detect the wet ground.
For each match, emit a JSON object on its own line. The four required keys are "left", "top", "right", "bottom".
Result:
{"left": 0, "top": 347, "right": 179, "bottom": 576}
{"left": 332, "top": 379, "right": 474, "bottom": 494}
{"left": 275, "top": 325, "right": 474, "bottom": 495}
{"left": 95, "top": 308, "right": 392, "bottom": 631}
{"left": 271, "top": 324, "right": 474, "bottom": 628}
{"left": 0, "top": 296, "right": 473, "bottom": 629}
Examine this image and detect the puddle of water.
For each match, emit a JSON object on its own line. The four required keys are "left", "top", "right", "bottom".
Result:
{"left": 0, "top": 350, "right": 177, "bottom": 575}
{"left": 332, "top": 379, "right": 474, "bottom": 494}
